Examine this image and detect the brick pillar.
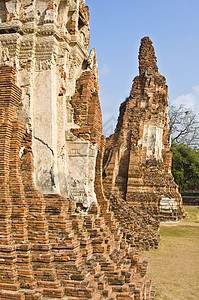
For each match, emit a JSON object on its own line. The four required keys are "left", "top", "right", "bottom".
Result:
{"left": 0, "top": 65, "right": 25, "bottom": 298}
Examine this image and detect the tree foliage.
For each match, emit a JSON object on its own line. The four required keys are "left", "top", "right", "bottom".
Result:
{"left": 169, "top": 104, "right": 199, "bottom": 192}
{"left": 169, "top": 104, "right": 199, "bottom": 147}
{"left": 171, "top": 142, "right": 199, "bottom": 193}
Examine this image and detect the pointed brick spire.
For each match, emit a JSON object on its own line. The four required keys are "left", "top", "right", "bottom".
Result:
{"left": 138, "top": 36, "right": 158, "bottom": 75}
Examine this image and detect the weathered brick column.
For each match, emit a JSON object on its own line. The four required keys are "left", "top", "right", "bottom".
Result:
{"left": 0, "top": 65, "right": 26, "bottom": 298}
{"left": 103, "top": 37, "right": 185, "bottom": 221}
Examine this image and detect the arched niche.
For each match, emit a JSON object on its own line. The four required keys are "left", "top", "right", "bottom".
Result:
{"left": 35, "top": 0, "right": 70, "bottom": 28}
{"left": 0, "top": 0, "right": 24, "bottom": 22}
{"left": 57, "top": 0, "right": 69, "bottom": 29}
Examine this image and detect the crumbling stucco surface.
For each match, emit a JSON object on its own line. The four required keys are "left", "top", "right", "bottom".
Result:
{"left": 0, "top": 0, "right": 98, "bottom": 207}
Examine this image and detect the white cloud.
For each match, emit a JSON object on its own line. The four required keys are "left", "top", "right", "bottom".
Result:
{"left": 172, "top": 85, "right": 199, "bottom": 116}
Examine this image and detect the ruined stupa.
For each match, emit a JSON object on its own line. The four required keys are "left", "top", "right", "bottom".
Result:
{"left": 103, "top": 36, "right": 185, "bottom": 220}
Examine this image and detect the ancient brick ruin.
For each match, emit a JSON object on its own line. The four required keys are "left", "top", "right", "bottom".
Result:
{"left": 0, "top": 1, "right": 184, "bottom": 299}
{"left": 103, "top": 37, "right": 185, "bottom": 221}
{"left": 0, "top": 62, "right": 158, "bottom": 299}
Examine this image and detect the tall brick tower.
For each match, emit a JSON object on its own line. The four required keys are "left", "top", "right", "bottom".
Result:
{"left": 103, "top": 37, "right": 185, "bottom": 220}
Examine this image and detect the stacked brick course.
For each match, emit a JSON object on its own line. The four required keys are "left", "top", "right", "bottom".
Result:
{"left": 103, "top": 37, "right": 185, "bottom": 221}
{"left": 0, "top": 64, "right": 156, "bottom": 299}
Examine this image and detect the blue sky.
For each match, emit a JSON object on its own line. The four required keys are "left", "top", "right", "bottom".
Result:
{"left": 86, "top": 0, "right": 199, "bottom": 135}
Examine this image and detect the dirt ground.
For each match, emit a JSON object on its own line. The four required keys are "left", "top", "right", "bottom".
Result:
{"left": 143, "top": 206, "right": 199, "bottom": 300}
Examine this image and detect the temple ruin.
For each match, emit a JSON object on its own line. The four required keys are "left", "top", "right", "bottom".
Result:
{"left": 103, "top": 37, "right": 185, "bottom": 221}
{"left": 0, "top": 1, "right": 184, "bottom": 299}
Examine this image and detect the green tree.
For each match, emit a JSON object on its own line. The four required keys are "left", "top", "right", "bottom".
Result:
{"left": 171, "top": 142, "right": 199, "bottom": 193}
{"left": 169, "top": 104, "right": 199, "bottom": 147}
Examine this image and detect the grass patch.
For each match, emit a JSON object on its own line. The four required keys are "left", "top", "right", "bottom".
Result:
{"left": 143, "top": 206, "right": 199, "bottom": 300}
{"left": 183, "top": 205, "right": 199, "bottom": 223}
{"left": 160, "top": 224, "right": 199, "bottom": 238}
